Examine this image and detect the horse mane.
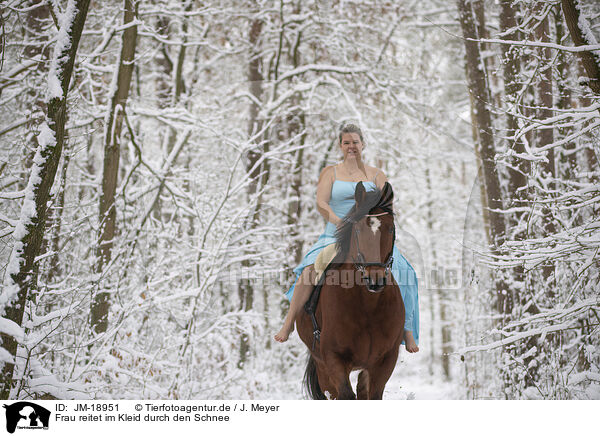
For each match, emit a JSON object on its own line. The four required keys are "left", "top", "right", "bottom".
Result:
{"left": 332, "top": 182, "right": 395, "bottom": 265}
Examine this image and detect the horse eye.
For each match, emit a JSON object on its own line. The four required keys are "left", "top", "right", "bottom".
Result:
{"left": 389, "top": 227, "right": 394, "bottom": 234}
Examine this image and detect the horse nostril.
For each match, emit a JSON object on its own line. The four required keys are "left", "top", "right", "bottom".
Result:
{"left": 363, "top": 270, "right": 387, "bottom": 293}
{"left": 368, "top": 283, "right": 384, "bottom": 293}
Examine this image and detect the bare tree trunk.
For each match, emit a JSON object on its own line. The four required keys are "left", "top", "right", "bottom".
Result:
{"left": 288, "top": 141, "right": 305, "bottom": 267}
{"left": 473, "top": 1, "right": 500, "bottom": 110}
{"left": 561, "top": 0, "right": 600, "bottom": 96}
{"left": 92, "top": 0, "right": 139, "bottom": 334}
{"left": 238, "top": 17, "right": 264, "bottom": 368}
{"left": 500, "top": 0, "right": 529, "bottom": 222}
{"left": 561, "top": 0, "right": 600, "bottom": 177}
{"left": 47, "top": 151, "right": 70, "bottom": 280}
{"left": 426, "top": 165, "right": 451, "bottom": 379}
{"left": 26, "top": 1, "right": 53, "bottom": 285}
{"left": 499, "top": 0, "right": 530, "bottom": 317}
{"left": 0, "top": 0, "right": 91, "bottom": 399}
{"left": 163, "top": 1, "right": 192, "bottom": 228}
{"left": 535, "top": 6, "right": 557, "bottom": 285}
{"left": 457, "top": 0, "right": 511, "bottom": 315}
{"left": 165, "top": 0, "right": 192, "bottom": 154}
{"left": 172, "top": 3, "right": 191, "bottom": 107}
{"left": 468, "top": 94, "right": 491, "bottom": 246}
{"left": 155, "top": 15, "right": 173, "bottom": 109}
{"left": 576, "top": 60, "right": 600, "bottom": 182}
{"left": 24, "top": 0, "right": 51, "bottom": 109}
{"left": 555, "top": 8, "right": 580, "bottom": 215}
{"left": 19, "top": 1, "right": 52, "bottom": 192}
{"left": 459, "top": 0, "right": 519, "bottom": 396}
{"left": 279, "top": 6, "right": 307, "bottom": 322}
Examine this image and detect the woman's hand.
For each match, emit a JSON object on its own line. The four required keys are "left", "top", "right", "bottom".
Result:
{"left": 333, "top": 217, "right": 343, "bottom": 228}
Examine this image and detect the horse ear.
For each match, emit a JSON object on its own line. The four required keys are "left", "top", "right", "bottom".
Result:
{"left": 379, "top": 182, "right": 394, "bottom": 208}
{"left": 355, "top": 181, "right": 367, "bottom": 205}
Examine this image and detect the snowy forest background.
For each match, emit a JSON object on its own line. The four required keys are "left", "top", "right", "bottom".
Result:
{"left": 0, "top": 0, "right": 598, "bottom": 400}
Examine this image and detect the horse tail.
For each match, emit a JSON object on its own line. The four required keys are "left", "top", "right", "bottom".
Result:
{"left": 303, "top": 355, "right": 326, "bottom": 400}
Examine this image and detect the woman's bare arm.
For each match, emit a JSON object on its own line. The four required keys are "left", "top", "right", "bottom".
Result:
{"left": 316, "top": 166, "right": 341, "bottom": 226}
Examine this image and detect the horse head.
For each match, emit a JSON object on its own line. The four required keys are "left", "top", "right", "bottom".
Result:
{"left": 334, "top": 182, "right": 395, "bottom": 293}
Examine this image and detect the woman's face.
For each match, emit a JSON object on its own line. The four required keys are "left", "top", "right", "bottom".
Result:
{"left": 340, "top": 132, "right": 364, "bottom": 161}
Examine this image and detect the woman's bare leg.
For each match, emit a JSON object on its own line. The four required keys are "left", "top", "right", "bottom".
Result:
{"left": 274, "top": 265, "right": 316, "bottom": 342}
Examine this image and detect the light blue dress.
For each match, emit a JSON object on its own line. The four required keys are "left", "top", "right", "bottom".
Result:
{"left": 284, "top": 170, "right": 419, "bottom": 346}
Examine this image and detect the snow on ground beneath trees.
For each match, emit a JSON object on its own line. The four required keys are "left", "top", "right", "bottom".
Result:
{"left": 262, "top": 335, "right": 461, "bottom": 400}
{"left": 381, "top": 350, "right": 460, "bottom": 400}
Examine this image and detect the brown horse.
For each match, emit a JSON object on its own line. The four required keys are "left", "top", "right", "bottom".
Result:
{"left": 296, "top": 181, "right": 405, "bottom": 400}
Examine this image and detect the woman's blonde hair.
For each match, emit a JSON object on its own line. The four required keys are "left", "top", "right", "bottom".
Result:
{"left": 338, "top": 123, "right": 365, "bottom": 147}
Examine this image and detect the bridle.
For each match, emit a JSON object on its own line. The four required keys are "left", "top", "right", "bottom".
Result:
{"left": 351, "top": 207, "right": 395, "bottom": 293}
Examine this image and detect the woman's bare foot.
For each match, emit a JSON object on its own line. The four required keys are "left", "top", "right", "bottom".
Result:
{"left": 404, "top": 330, "right": 419, "bottom": 353}
{"left": 274, "top": 322, "right": 295, "bottom": 342}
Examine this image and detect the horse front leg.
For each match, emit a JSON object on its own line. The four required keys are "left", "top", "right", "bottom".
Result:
{"left": 356, "top": 370, "right": 369, "bottom": 400}
{"left": 323, "top": 352, "right": 355, "bottom": 400}
{"left": 315, "top": 361, "right": 338, "bottom": 400}
{"left": 367, "top": 347, "right": 400, "bottom": 400}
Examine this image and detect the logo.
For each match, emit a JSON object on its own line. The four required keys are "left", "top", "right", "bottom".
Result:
{"left": 3, "top": 402, "right": 50, "bottom": 433}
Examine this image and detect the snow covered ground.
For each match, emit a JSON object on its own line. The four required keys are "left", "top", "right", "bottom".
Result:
{"left": 265, "top": 334, "right": 462, "bottom": 400}
{"left": 383, "top": 349, "right": 460, "bottom": 400}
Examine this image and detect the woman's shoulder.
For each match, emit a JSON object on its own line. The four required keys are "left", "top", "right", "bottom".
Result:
{"left": 367, "top": 165, "right": 388, "bottom": 188}
{"left": 318, "top": 165, "right": 336, "bottom": 182}
{"left": 366, "top": 164, "right": 384, "bottom": 177}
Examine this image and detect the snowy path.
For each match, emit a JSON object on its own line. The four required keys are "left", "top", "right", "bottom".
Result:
{"left": 381, "top": 348, "right": 461, "bottom": 400}
{"left": 275, "top": 336, "right": 462, "bottom": 400}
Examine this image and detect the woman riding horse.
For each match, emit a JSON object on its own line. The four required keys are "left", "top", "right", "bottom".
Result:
{"left": 274, "top": 123, "right": 419, "bottom": 353}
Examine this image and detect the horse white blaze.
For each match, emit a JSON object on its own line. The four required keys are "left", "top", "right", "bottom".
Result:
{"left": 369, "top": 217, "right": 381, "bottom": 235}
